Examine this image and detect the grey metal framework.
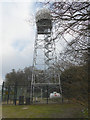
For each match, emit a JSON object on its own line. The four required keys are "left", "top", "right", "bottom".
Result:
{"left": 31, "top": 9, "right": 62, "bottom": 104}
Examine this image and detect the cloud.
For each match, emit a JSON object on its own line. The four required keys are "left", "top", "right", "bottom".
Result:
{"left": 0, "top": 2, "right": 37, "bottom": 84}
{"left": 0, "top": 3, "right": 3, "bottom": 85}
{"left": 0, "top": 0, "right": 72, "bottom": 85}
{"left": 0, "top": 0, "right": 37, "bottom": 2}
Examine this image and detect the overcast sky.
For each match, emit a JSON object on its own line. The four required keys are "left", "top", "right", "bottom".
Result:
{"left": 0, "top": 0, "right": 80, "bottom": 85}
{"left": 0, "top": 0, "right": 48, "bottom": 85}
{"left": 0, "top": 0, "right": 71, "bottom": 85}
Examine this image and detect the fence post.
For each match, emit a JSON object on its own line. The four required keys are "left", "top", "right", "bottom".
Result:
{"left": 14, "top": 82, "right": 17, "bottom": 105}
{"left": 2, "top": 82, "right": 4, "bottom": 103}
{"left": 47, "top": 85, "right": 48, "bottom": 104}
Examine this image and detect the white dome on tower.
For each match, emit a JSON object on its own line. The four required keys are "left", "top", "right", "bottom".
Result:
{"left": 36, "top": 8, "right": 52, "bottom": 22}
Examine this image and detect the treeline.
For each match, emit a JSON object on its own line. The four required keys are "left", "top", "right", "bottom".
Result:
{"left": 4, "top": 62, "right": 88, "bottom": 104}
{"left": 5, "top": 67, "right": 32, "bottom": 86}
{"left": 61, "top": 63, "right": 88, "bottom": 104}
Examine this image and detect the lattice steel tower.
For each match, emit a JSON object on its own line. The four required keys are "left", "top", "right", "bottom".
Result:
{"left": 31, "top": 9, "right": 62, "bottom": 103}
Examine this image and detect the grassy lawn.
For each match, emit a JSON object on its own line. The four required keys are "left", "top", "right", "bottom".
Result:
{"left": 2, "top": 103, "right": 87, "bottom": 118}
{"left": 0, "top": 105, "right": 2, "bottom": 119}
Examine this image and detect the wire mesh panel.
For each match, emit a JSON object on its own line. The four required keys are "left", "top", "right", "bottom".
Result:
{"left": 2, "top": 85, "right": 31, "bottom": 105}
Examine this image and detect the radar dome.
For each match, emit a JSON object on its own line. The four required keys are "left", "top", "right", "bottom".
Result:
{"left": 35, "top": 8, "right": 52, "bottom": 34}
{"left": 36, "top": 8, "right": 52, "bottom": 22}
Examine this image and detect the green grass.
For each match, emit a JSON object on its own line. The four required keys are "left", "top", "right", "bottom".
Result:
{"left": 0, "top": 105, "right": 2, "bottom": 119}
{"left": 2, "top": 103, "right": 87, "bottom": 118}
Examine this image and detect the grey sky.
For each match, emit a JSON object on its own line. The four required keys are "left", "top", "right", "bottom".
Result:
{"left": 0, "top": 0, "right": 41, "bottom": 85}
{"left": 0, "top": 0, "right": 82, "bottom": 85}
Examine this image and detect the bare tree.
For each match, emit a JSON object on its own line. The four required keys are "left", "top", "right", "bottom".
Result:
{"left": 44, "top": 2, "right": 89, "bottom": 65}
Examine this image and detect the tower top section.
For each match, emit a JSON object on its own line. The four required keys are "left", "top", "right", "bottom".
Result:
{"left": 35, "top": 8, "right": 52, "bottom": 34}
{"left": 36, "top": 8, "right": 52, "bottom": 22}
